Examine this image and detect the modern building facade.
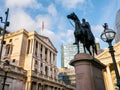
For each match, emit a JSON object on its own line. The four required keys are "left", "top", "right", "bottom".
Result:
{"left": 96, "top": 42, "right": 120, "bottom": 90}
{"left": 115, "top": 9, "right": 120, "bottom": 43}
{"left": 61, "top": 42, "right": 100, "bottom": 68}
{"left": 61, "top": 43, "right": 84, "bottom": 68}
{"left": 0, "top": 29, "right": 75, "bottom": 90}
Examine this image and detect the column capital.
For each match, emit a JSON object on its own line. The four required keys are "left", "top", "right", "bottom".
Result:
{"left": 106, "top": 63, "right": 111, "bottom": 67}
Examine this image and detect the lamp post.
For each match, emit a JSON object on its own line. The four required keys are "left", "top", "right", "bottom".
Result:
{"left": 2, "top": 60, "right": 10, "bottom": 90}
{"left": 0, "top": 8, "right": 10, "bottom": 61}
{"left": 101, "top": 23, "right": 120, "bottom": 89}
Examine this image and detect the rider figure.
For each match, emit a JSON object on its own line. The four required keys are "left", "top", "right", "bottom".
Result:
{"left": 73, "top": 18, "right": 91, "bottom": 44}
{"left": 81, "top": 18, "right": 93, "bottom": 41}
{"left": 82, "top": 18, "right": 91, "bottom": 30}
{"left": 73, "top": 18, "right": 93, "bottom": 45}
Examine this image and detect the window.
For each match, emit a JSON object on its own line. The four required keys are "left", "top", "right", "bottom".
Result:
{"left": 40, "top": 45, "right": 43, "bottom": 59}
{"left": 50, "top": 52, "right": 51, "bottom": 64}
{"left": 45, "top": 66, "right": 48, "bottom": 76}
{"left": 27, "top": 40, "right": 30, "bottom": 54}
{"left": 40, "top": 45, "right": 42, "bottom": 51}
{"left": 9, "top": 39, "right": 12, "bottom": 42}
{"left": 35, "top": 68, "right": 37, "bottom": 73}
{"left": 31, "top": 82, "right": 36, "bottom": 90}
{"left": 36, "top": 41, "right": 38, "bottom": 48}
{"left": 12, "top": 59, "right": 16, "bottom": 63}
{"left": 50, "top": 68, "right": 52, "bottom": 71}
{"left": 41, "top": 63, "right": 43, "bottom": 67}
{"left": 53, "top": 54, "right": 55, "bottom": 63}
{"left": 35, "top": 60, "right": 38, "bottom": 65}
{"left": 5, "top": 44, "right": 12, "bottom": 55}
{"left": 45, "top": 48, "right": 47, "bottom": 61}
{"left": 35, "top": 41, "right": 38, "bottom": 56}
{"left": 41, "top": 71, "right": 43, "bottom": 74}
{"left": 40, "top": 54, "right": 42, "bottom": 59}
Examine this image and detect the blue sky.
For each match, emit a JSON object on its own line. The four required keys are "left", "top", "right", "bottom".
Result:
{"left": 0, "top": 0, "right": 120, "bottom": 68}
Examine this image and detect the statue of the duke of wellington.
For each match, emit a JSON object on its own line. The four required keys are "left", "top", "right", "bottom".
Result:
{"left": 67, "top": 12, "right": 106, "bottom": 90}
{"left": 67, "top": 12, "right": 97, "bottom": 56}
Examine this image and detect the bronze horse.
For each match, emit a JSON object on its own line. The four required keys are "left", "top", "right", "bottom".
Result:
{"left": 67, "top": 12, "right": 97, "bottom": 56}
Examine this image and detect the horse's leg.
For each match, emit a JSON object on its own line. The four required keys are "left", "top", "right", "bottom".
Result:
{"left": 83, "top": 38, "right": 86, "bottom": 53}
{"left": 83, "top": 43, "right": 86, "bottom": 53}
{"left": 77, "top": 41, "right": 79, "bottom": 54}
{"left": 75, "top": 37, "right": 79, "bottom": 54}
{"left": 94, "top": 44, "right": 97, "bottom": 55}
{"left": 92, "top": 45, "right": 94, "bottom": 57}
{"left": 86, "top": 45, "right": 92, "bottom": 55}
{"left": 92, "top": 43, "right": 97, "bottom": 57}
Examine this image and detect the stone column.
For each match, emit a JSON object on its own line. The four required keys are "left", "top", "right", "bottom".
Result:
{"left": 117, "top": 62, "right": 120, "bottom": 74}
{"left": 51, "top": 52, "right": 53, "bottom": 65}
{"left": 27, "top": 81, "right": 31, "bottom": 90}
{"left": 42, "top": 45, "right": 45, "bottom": 60}
{"left": 33, "top": 40, "right": 36, "bottom": 55}
{"left": 106, "top": 65, "right": 114, "bottom": 90}
{"left": 30, "top": 39, "right": 33, "bottom": 53}
{"left": 103, "top": 70, "right": 110, "bottom": 90}
{"left": 47, "top": 49, "right": 50, "bottom": 63}
{"left": 38, "top": 43, "right": 40, "bottom": 58}
{"left": 69, "top": 53, "right": 106, "bottom": 90}
{"left": 54, "top": 54, "right": 57, "bottom": 65}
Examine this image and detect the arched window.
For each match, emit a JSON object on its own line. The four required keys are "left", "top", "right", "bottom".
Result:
{"left": 5, "top": 44, "right": 13, "bottom": 55}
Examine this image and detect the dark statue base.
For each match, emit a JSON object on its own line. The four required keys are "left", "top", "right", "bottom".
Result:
{"left": 69, "top": 53, "right": 106, "bottom": 90}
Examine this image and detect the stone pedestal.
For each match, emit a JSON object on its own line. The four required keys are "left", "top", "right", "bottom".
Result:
{"left": 69, "top": 53, "right": 106, "bottom": 90}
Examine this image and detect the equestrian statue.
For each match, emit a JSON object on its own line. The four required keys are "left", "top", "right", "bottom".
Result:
{"left": 67, "top": 12, "right": 97, "bottom": 56}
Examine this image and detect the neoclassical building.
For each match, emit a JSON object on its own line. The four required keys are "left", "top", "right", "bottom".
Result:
{"left": 0, "top": 29, "right": 75, "bottom": 90}
{"left": 96, "top": 42, "right": 120, "bottom": 90}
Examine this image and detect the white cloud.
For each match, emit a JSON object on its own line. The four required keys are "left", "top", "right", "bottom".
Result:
{"left": 91, "top": 25, "right": 103, "bottom": 32}
{"left": 8, "top": 9, "right": 36, "bottom": 31}
{"left": 91, "top": 25, "right": 104, "bottom": 44}
{"left": 4, "top": 0, "right": 75, "bottom": 47}
{"left": 36, "top": 14, "right": 55, "bottom": 32}
{"left": 47, "top": 4, "right": 57, "bottom": 16}
{"left": 58, "top": 29, "right": 74, "bottom": 44}
{"left": 34, "top": 4, "right": 60, "bottom": 32}
{"left": 98, "top": 0, "right": 119, "bottom": 27}
{"left": 41, "top": 28, "right": 74, "bottom": 47}
{"left": 7, "top": 3, "right": 58, "bottom": 32}
{"left": 57, "top": 0, "right": 85, "bottom": 9}
{"left": 66, "top": 30, "right": 74, "bottom": 43}
{"left": 5, "top": 0, "right": 42, "bottom": 9}
{"left": 42, "top": 29, "right": 63, "bottom": 47}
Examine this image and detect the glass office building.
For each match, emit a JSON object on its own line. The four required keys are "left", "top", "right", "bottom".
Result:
{"left": 61, "top": 43, "right": 84, "bottom": 68}
{"left": 115, "top": 9, "right": 120, "bottom": 43}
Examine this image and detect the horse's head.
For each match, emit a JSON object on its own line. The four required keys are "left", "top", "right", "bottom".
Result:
{"left": 67, "top": 12, "right": 78, "bottom": 20}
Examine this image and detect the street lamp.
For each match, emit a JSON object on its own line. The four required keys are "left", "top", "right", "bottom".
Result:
{"left": 0, "top": 8, "right": 10, "bottom": 61}
{"left": 101, "top": 23, "right": 120, "bottom": 89}
{"left": 2, "top": 60, "right": 10, "bottom": 90}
